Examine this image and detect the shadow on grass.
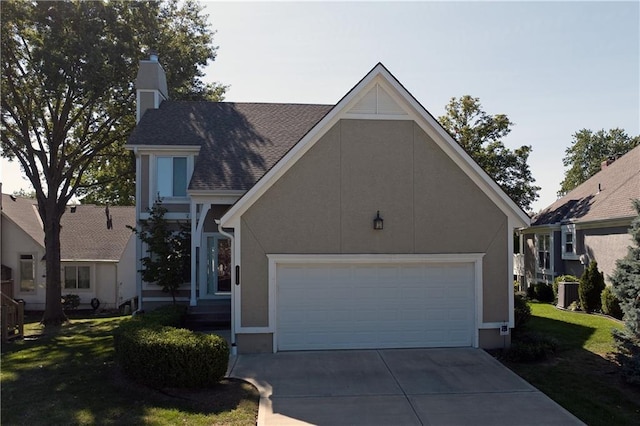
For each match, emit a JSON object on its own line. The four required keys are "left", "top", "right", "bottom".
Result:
{"left": 1, "top": 319, "right": 258, "bottom": 425}
{"left": 503, "top": 311, "right": 640, "bottom": 426}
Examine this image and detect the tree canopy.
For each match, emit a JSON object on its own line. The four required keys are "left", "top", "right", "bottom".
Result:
{"left": 1, "top": 0, "right": 225, "bottom": 324}
{"left": 438, "top": 95, "right": 540, "bottom": 211}
{"left": 559, "top": 128, "right": 639, "bottom": 196}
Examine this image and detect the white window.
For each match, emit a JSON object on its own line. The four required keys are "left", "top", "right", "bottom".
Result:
{"left": 64, "top": 266, "right": 91, "bottom": 290}
{"left": 536, "top": 233, "right": 552, "bottom": 272}
{"left": 157, "top": 156, "right": 187, "bottom": 197}
{"left": 561, "top": 224, "right": 578, "bottom": 260}
{"left": 19, "top": 254, "right": 35, "bottom": 292}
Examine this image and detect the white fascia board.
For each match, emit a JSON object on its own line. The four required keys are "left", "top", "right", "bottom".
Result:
{"left": 574, "top": 217, "right": 633, "bottom": 230}
{"left": 220, "top": 63, "right": 531, "bottom": 229}
{"left": 188, "top": 191, "right": 245, "bottom": 205}
{"left": 125, "top": 145, "right": 201, "bottom": 154}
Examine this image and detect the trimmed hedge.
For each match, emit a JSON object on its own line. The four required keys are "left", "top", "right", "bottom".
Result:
{"left": 527, "top": 282, "right": 554, "bottom": 303}
{"left": 113, "top": 305, "right": 229, "bottom": 388}
{"left": 132, "top": 304, "right": 187, "bottom": 327}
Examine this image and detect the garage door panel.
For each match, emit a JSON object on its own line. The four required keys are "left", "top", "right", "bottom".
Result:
{"left": 277, "top": 261, "right": 475, "bottom": 350}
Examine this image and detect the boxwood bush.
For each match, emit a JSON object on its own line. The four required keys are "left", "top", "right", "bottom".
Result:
{"left": 114, "top": 305, "right": 228, "bottom": 388}
{"left": 601, "top": 286, "right": 623, "bottom": 319}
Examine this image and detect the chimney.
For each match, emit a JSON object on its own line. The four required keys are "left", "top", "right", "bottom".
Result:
{"left": 135, "top": 50, "right": 168, "bottom": 123}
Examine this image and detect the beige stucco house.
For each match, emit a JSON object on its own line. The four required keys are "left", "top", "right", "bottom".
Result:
{"left": 127, "top": 57, "right": 530, "bottom": 353}
{"left": 0, "top": 194, "right": 136, "bottom": 311}
{"left": 516, "top": 145, "right": 640, "bottom": 288}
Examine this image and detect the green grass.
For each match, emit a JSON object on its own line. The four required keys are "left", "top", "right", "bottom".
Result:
{"left": 504, "top": 302, "right": 640, "bottom": 425}
{"left": 1, "top": 315, "right": 258, "bottom": 425}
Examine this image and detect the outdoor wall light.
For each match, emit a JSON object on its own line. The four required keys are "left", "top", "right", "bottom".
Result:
{"left": 373, "top": 211, "right": 384, "bottom": 230}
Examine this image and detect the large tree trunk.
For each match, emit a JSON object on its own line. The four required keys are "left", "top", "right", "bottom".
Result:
{"left": 41, "top": 197, "right": 67, "bottom": 326}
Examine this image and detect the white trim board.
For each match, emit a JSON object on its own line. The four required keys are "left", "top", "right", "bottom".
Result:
{"left": 265, "top": 253, "right": 485, "bottom": 352}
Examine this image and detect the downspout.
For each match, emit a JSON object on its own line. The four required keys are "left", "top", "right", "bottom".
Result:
{"left": 133, "top": 146, "right": 143, "bottom": 314}
{"left": 215, "top": 219, "right": 236, "bottom": 355}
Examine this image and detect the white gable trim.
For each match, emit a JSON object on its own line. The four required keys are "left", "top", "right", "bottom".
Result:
{"left": 220, "top": 63, "right": 530, "bottom": 229}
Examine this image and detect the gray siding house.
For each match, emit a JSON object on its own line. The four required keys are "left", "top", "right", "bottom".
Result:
{"left": 127, "top": 56, "right": 530, "bottom": 353}
{"left": 516, "top": 145, "right": 640, "bottom": 288}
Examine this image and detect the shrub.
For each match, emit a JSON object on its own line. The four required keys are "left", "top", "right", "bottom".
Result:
{"left": 600, "top": 286, "right": 623, "bottom": 319}
{"left": 579, "top": 261, "right": 605, "bottom": 313}
{"left": 514, "top": 292, "right": 531, "bottom": 328}
{"left": 553, "top": 275, "right": 580, "bottom": 300}
{"left": 114, "top": 323, "right": 229, "bottom": 388}
{"left": 62, "top": 294, "right": 80, "bottom": 310}
{"left": 505, "top": 332, "right": 558, "bottom": 362}
{"left": 133, "top": 304, "right": 187, "bottom": 327}
{"left": 529, "top": 282, "right": 554, "bottom": 303}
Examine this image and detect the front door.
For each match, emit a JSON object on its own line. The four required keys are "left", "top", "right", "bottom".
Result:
{"left": 201, "top": 234, "right": 231, "bottom": 298}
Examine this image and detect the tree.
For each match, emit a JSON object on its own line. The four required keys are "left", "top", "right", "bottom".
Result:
{"left": 611, "top": 200, "right": 640, "bottom": 385}
{"left": 1, "top": 0, "right": 225, "bottom": 324}
{"left": 559, "top": 128, "right": 639, "bottom": 196}
{"left": 578, "top": 260, "right": 605, "bottom": 313}
{"left": 131, "top": 199, "right": 190, "bottom": 304}
{"left": 438, "top": 96, "right": 540, "bottom": 211}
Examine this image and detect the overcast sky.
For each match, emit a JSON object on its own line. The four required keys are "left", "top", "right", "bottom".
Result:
{"left": 2, "top": 1, "right": 638, "bottom": 213}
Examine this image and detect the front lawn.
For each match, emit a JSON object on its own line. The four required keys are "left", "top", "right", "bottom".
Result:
{"left": 1, "top": 315, "right": 258, "bottom": 426}
{"left": 504, "top": 302, "right": 640, "bottom": 425}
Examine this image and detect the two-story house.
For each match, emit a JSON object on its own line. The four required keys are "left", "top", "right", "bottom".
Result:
{"left": 126, "top": 55, "right": 530, "bottom": 353}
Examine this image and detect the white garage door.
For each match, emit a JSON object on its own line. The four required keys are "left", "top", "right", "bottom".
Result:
{"left": 276, "top": 260, "right": 476, "bottom": 351}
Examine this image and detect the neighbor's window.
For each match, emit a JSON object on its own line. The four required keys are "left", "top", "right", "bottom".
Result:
{"left": 536, "top": 234, "right": 551, "bottom": 271}
{"left": 19, "top": 254, "right": 35, "bottom": 292}
{"left": 64, "top": 266, "right": 90, "bottom": 289}
{"left": 157, "top": 156, "right": 187, "bottom": 197}
{"left": 561, "top": 224, "right": 577, "bottom": 259}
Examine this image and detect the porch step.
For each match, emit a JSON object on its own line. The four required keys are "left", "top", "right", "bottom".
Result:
{"left": 185, "top": 300, "right": 231, "bottom": 331}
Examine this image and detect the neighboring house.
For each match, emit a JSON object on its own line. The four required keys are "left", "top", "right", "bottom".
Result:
{"left": 127, "top": 55, "right": 530, "bottom": 353}
{"left": 516, "top": 145, "right": 640, "bottom": 287}
{"left": 0, "top": 194, "right": 136, "bottom": 310}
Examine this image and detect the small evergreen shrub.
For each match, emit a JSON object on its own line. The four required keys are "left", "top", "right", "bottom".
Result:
{"left": 529, "top": 282, "right": 554, "bottom": 302}
{"left": 579, "top": 261, "right": 605, "bottom": 313}
{"left": 553, "top": 275, "right": 580, "bottom": 300}
{"left": 600, "top": 286, "right": 623, "bottom": 319}
{"left": 514, "top": 292, "right": 531, "bottom": 328}
{"left": 114, "top": 324, "right": 229, "bottom": 388}
{"left": 505, "top": 332, "right": 558, "bottom": 362}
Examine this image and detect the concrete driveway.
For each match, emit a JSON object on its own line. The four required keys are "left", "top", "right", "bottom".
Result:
{"left": 229, "top": 348, "right": 583, "bottom": 426}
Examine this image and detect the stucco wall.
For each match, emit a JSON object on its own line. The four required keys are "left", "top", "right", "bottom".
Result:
{"left": 584, "top": 227, "right": 631, "bottom": 284}
{"left": 240, "top": 119, "right": 510, "bottom": 350}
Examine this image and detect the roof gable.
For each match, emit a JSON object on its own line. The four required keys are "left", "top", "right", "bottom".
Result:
{"left": 221, "top": 63, "right": 530, "bottom": 228}
{"left": 532, "top": 144, "right": 640, "bottom": 226}
{"left": 1, "top": 194, "right": 44, "bottom": 247}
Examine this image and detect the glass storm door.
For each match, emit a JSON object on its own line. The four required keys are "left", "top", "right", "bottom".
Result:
{"left": 206, "top": 236, "right": 231, "bottom": 296}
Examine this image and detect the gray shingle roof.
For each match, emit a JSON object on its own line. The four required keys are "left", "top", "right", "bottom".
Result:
{"left": 127, "top": 101, "right": 333, "bottom": 191}
{"left": 1, "top": 194, "right": 44, "bottom": 247}
{"left": 1, "top": 194, "right": 135, "bottom": 261}
{"left": 60, "top": 205, "right": 135, "bottom": 261}
{"left": 532, "top": 145, "right": 640, "bottom": 226}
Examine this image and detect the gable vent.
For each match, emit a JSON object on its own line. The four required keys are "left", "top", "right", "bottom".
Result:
{"left": 348, "top": 83, "right": 408, "bottom": 116}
